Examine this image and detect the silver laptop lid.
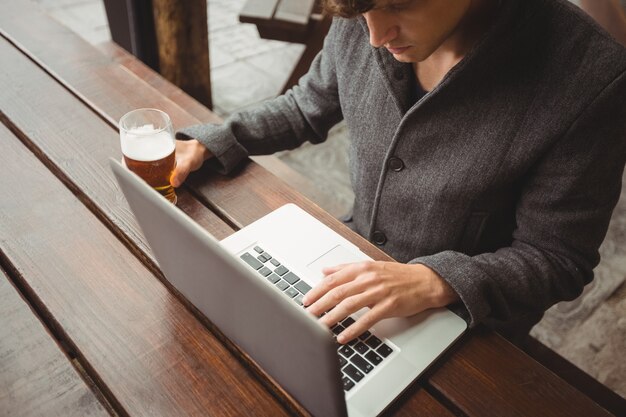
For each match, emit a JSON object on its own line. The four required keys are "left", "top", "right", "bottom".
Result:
{"left": 110, "top": 158, "right": 347, "bottom": 417}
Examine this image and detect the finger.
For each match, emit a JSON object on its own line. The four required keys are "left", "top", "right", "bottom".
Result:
{"left": 303, "top": 266, "right": 360, "bottom": 311}
{"left": 171, "top": 163, "right": 190, "bottom": 188}
{"left": 319, "top": 287, "right": 376, "bottom": 328}
{"left": 309, "top": 274, "right": 374, "bottom": 322}
{"left": 304, "top": 262, "right": 368, "bottom": 308}
{"left": 321, "top": 262, "right": 353, "bottom": 276}
{"left": 337, "top": 304, "right": 387, "bottom": 344}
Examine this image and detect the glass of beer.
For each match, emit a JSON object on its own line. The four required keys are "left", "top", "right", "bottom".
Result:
{"left": 119, "top": 108, "right": 177, "bottom": 204}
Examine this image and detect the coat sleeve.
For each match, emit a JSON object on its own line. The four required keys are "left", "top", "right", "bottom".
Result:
{"left": 411, "top": 70, "right": 626, "bottom": 328}
{"left": 176, "top": 20, "right": 343, "bottom": 175}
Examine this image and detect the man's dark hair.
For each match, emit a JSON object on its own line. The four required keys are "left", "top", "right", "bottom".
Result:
{"left": 322, "top": 0, "right": 376, "bottom": 18}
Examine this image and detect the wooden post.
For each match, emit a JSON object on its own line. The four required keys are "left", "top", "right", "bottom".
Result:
{"left": 152, "top": 0, "right": 212, "bottom": 109}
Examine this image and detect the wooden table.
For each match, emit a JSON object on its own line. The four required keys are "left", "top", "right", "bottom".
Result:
{"left": 0, "top": 2, "right": 616, "bottom": 416}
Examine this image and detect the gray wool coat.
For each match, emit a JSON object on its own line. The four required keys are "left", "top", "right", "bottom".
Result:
{"left": 179, "top": 0, "right": 626, "bottom": 335}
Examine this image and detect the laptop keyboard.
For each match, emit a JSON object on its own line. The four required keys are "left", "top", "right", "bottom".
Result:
{"left": 240, "top": 245, "right": 395, "bottom": 392}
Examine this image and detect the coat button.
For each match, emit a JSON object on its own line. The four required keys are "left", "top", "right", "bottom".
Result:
{"left": 388, "top": 157, "right": 405, "bottom": 172}
{"left": 372, "top": 231, "right": 387, "bottom": 246}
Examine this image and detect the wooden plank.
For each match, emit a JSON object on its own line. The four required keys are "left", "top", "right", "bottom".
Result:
{"left": 522, "top": 336, "right": 626, "bottom": 416}
{"left": 0, "top": 1, "right": 220, "bottom": 128}
{"left": 240, "top": 0, "right": 279, "bottom": 21}
{"left": 152, "top": 0, "right": 212, "bottom": 108}
{"left": 0, "top": 269, "right": 110, "bottom": 417}
{"left": 275, "top": 0, "right": 315, "bottom": 25}
{"left": 383, "top": 389, "right": 456, "bottom": 417}
{"left": 0, "top": 35, "right": 231, "bottom": 262}
{"left": 240, "top": 0, "right": 312, "bottom": 41}
{"left": 0, "top": 122, "right": 290, "bottom": 416}
{"left": 97, "top": 40, "right": 216, "bottom": 122}
{"left": 426, "top": 328, "right": 613, "bottom": 417}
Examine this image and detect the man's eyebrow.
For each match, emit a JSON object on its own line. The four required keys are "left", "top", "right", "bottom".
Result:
{"left": 373, "top": 0, "right": 415, "bottom": 10}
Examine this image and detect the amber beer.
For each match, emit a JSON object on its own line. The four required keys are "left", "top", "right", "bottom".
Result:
{"left": 119, "top": 109, "right": 177, "bottom": 204}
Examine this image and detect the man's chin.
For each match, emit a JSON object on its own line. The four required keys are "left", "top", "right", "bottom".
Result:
{"left": 391, "top": 53, "right": 419, "bottom": 63}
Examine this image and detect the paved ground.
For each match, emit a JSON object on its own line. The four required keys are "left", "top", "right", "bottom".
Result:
{"left": 33, "top": 0, "right": 625, "bottom": 399}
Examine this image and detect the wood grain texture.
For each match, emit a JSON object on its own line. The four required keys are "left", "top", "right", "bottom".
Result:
{"left": 427, "top": 328, "right": 613, "bottom": 417}
{"left": 0, "top": 36, "right": 232, "bottom": 258}
{"left": 0, "top": 1, "right": 213, "bottom": 129}
{"left": 381, "top": 388, "right": 456, "bottom": 417}
{"left": 0, "top": 123, "right": 289, "bottom": 417}
{"left": 152, "top": 0, "right": 212, "bottom": 108}
{"left": 0, "top": 269, "right": 110, "bottom": 417}
{"left": 96, "top": 41, "right": 214, "bottom": 123}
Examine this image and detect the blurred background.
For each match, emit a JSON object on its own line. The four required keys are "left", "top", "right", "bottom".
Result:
{"left": 32, "top": 0, "right": 626, "bottom": 399}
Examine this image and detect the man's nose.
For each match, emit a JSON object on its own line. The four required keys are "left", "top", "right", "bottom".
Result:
{"left": 363, "top": 11, "right": 398, "bottom": 47}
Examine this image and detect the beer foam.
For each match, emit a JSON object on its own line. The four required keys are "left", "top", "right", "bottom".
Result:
{"left": 121, "top": 126, "right": 174, "bottom": 161}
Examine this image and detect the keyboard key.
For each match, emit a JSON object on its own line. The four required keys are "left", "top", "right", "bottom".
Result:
{"left": 284, "top": 287, "right": 299, "bottom": 298}
{"left": 262, "top": 252, "right": 272, "bottom": 260}
{"left": 376, "top": 343, "right": 393, "bottom": 358}
{"left": 240, "top": 253, "right": 262, "bottom": 270}
{"left": 253, "top": 246, "right": 264, "bottom": 253}
{"left": 338, "top": 345, "right": 355, "bottom": 358}
{"left": 351, "top": 354, "right": 374, "bottom": 374}
{"left": 332, "top": 324, "right": 345, "bottom": 336}
{"left": 274, "top": 265, "right": 289, "bottom": 276}
{"left": 358, "top": 331, "right": 372, "bottom": 340}
{"left": 258, "top": 267, "right": 272, "bottom": 277}
{"left": 341, "top": 317, "right": 355, "bottom": 327}
{"left": 339, "top": 356, "right": 347, "bottom": 368}
{"left": 270, "top": 258, "right": 280, "bottom": 267}
{"left": 365, "top": 351, "right": 383, "bottom": 366}
{"left": 257, "top": 254, "right": 269, "bottom": 263}
{"left": 276, "top": 280, "right": 289, "bottom": 291}
{"left": 342, "top": 376, "right": 355, "bottom": 392}
{"left": 354, "top": 342, "right": 368, "bottom": 355}
{"left": 343, "top": 364, "right": 364, "bottom": 382}
{"left": 365, "top": 335, "right": 382, "bottom": 349}
{"left": 294, "top": 280, "right": 312, "bottom": 294}
{"left": 294, "top": 294, "right": 304, "bottom": 306}
{"left": 266, "top": 273, "right": 280, "bottom": 284}
{"left": 283, "top": 272, "right": 300, "bottom": 285}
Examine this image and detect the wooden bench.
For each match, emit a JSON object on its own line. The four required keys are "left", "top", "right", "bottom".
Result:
{"left": 239, "top": 0, "right": 331, "bottom": 94}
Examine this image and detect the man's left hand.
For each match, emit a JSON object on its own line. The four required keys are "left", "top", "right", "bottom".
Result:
{"left": 302, "top": 261, "right": 459, "bottom": 344}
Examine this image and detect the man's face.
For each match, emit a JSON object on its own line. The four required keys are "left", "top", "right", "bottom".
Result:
{"left": 363, "top": 0, "right": 473, "bottom": 62}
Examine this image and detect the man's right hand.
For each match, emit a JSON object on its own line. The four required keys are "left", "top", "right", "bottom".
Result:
{"left": 171, "top": 139, "right": 213, "bottom": 187}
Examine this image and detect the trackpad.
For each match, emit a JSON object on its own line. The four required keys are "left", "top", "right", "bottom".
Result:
{"left": 306, "top": 245, "right": 368, "bottom": 286}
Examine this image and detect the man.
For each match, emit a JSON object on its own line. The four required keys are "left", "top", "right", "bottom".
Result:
{"left": 173, "top": 0, "right": 626, "bottom": 343}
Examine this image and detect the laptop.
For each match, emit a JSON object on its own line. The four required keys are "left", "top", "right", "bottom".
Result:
{"left": 110, "top": 158, "right": 466, "bottom": 417}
